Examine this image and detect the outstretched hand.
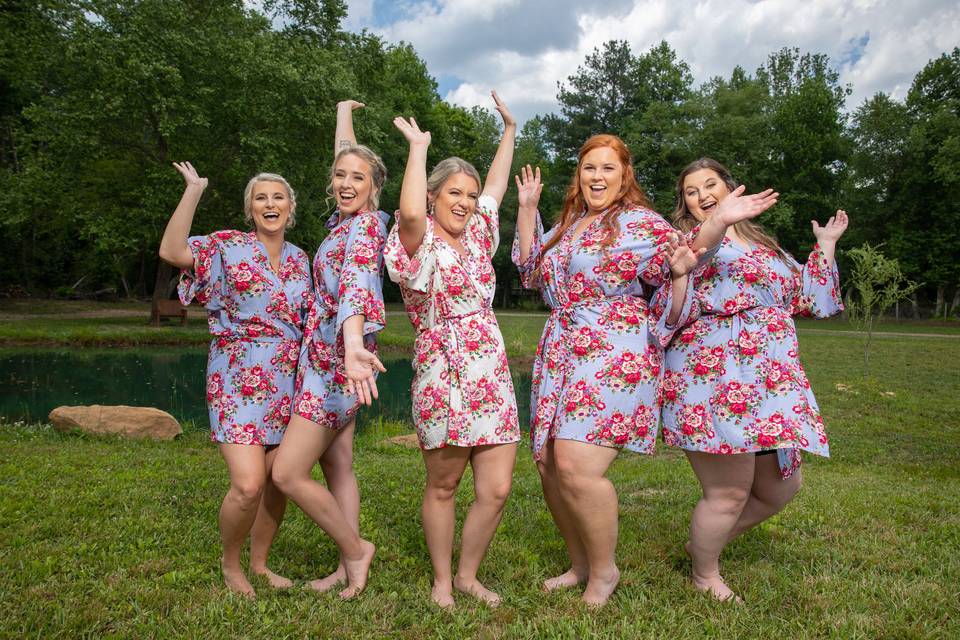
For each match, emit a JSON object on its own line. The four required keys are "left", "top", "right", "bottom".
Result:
{"left": 338, "top": 100, "right": 365, "bottom": 112}
{"left": 491, "top": 90, "right": 516, "bottom": 128}
{"left": 812, "top": 209, "right": 849, "bottom": 244}
{"left": 393, "top": 116, "right": 431, "bottom": 147}
{"left": 515, "top": 165, "right": 542, "bottom": 210}
{"left": 666, "top": 232, "right": 707, "bottom": 277}
{"left": 343, "top": 344, "right": 387, "bottom": 406}
{"left": 716, "top": 185, "right": 778, "bottom": 226}
{"left": 172, "top": 161, "right": 207, "bottom": 190}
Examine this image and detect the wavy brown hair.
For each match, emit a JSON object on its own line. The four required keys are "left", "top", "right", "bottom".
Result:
{"left": 672, "top": 157, "right": 790, "bottom": 264}
{"left": 542, "top": 134, "right": 652, "bottom": 255}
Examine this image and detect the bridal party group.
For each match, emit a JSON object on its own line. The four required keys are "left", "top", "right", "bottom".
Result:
{"left": 159, "top": 92, "right": 848, "bottom": 608}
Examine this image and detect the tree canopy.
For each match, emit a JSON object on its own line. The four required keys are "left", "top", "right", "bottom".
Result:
{"left": 1, "top": 2, "right": 956, "bottom": 312}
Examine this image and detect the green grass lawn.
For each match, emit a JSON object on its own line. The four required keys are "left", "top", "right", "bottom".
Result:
{"left": 1, "top": 311, "right": 959, "bottom": 638}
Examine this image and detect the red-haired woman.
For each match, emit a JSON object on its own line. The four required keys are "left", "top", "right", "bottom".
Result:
{"left": 512, "top": 137, "right": 776, "bottom": 606}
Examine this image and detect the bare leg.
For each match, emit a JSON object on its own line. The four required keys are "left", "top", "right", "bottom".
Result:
{"left": 553, "top": 439, "right": 621, "bottom": 607}
{"left": 421, "top": 446, "right": 472, "bottom": 609}
{"left": 272, "top": 414, "right": 375, "bottom": 599}
{"left": 218, "top": 443, "right": 267, "bottom": 598}
{"left": 454, "top": 442, "right": 517, "bottom": 607}
{"left": 684, "top": 451, "right": 754, "bottom": 602}
{"left": 536, "top": 439, "right": 589, "bottom": 591}
{"left": 249, "top": 445, "right": 292, "bottom": 588}
{"left": 727, "top": 457, "right": 802, "bottom": 542}
{"left": 309, "top": 421, "right": 359, "bottom": 592}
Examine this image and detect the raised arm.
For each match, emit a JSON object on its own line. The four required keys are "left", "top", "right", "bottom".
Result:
{"left": 690, "top": 185, "right": 779, "bottom": 251}
{"left": 159, "top": 162, "right": 208, "bottom": 269}
{"left": 393, "top": 116, "right": 431, "bottom": 257}
{"left": 335, "top": 100, "right": 364, "bottom": 156}
{"left": 480, "top": 90, "right": 517, "bottom": 206}
{"left": 514, "top": 164, "right": 542, "bottom": 265}
{"left": 811, "top": 209, "right": 848, "bottom": 265}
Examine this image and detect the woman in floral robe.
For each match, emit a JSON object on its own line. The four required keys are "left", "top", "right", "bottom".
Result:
{"left": 512, "top": 138, "right": 777, "bottom": 606}
{"left": 271, "top": 102, "right": 384, "bottom": 600}
{"left": 663, "top": 157, "right": 848, "bottom": 602}
{"left": 160, "top": 162, "right": 311, "bottom": 597}
{"left": 384, "top": 92, "right": 519, "bottom": 609}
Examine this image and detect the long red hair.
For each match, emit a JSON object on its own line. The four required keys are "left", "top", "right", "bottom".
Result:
{"left": 542, "top": 134, "right": 652, "bottom": 255}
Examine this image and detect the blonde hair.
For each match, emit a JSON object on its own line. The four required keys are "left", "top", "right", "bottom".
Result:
{"left": 672, "top": 157, "right": 790, "bottom": 264}
{"left": 327, "top": 145, "right": 388, "bottom": 210}
{"left": 427, "top": 157, "right": 482, "bottom": 209}
{"left": 243, "top": 173, "right": 297, "bottom": 229}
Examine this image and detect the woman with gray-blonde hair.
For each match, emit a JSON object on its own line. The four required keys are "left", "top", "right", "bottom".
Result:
{"left": 271, "top": 100, "right": 387, "bottom": 599}
{"left": 159, "top": 163, "right": 313, "bottom": 598}
{"left": 384, "top": 91, "right": 520, "bottom": 609}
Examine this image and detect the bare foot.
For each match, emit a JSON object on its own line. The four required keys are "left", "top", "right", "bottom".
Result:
{"left": 582, "top": 567, "right": 619, "bottom": 607}
{"left": 339, "top": 540, "right": 376, "bottom": 600}
{"left": 251, "top": 566, "right": 293, "bottom": 589}
{"left": 307, "top": 564, "right": 346, "bottom": 593}
{"left": 431, "top": 580, "right": 455, "bottom": 609}
{"left": 691, "top": 574, "right": 743, "bottom": 603}
{"left": 542, "top": 568, "right": 588, "bottom": 592}
{"left": 684, "top": 542, "right": 742, "bottom": 603}
{"left": 221, "top": 560, "right": 256, "bottom": 599}
{"left": 454, "top": 575, "right": 501, "bottom": 607}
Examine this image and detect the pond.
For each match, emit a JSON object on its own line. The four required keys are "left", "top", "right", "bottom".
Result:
{"left": 0, "top": 348, "right": 532, "bottom": 431}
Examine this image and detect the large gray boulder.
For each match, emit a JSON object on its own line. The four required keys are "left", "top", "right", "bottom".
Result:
{"left": 48, "top": 405, "right": 182, "bottom": 440}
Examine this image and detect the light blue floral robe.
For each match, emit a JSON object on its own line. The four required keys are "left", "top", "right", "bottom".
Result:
{"left": 179, "top": 230, "right": 313, "bottom": 445}
{"left": 293, "top": 210, "right": 389, "bottom": 429}
{"left": 513, "top": 207, "right": 696, "bottom": 459}
{"left": 660, "top": 238, "right": 842, "bottom": 478}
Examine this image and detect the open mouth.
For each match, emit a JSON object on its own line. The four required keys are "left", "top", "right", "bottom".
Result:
{"left": 700, "top": 201, "right": 717, "bottom": 214}
{"left": 338, "top": 191, "right": 356, "bottom": 206}
{"left": 263, "top": 211, "right": 280, "bottom": 221}
{"left": 589, "top": 184, "right": 606, "bottom": 197}
{"left": 451, "top": 209, "right": 468, "bottom": 220}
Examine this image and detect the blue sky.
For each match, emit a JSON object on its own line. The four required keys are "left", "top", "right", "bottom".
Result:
{"left": 340, "top": 0, "right": 960, "bottom": 125}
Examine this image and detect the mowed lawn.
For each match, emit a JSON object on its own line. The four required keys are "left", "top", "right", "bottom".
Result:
{"left": 1, "top": 306, "right": 959, "bottom": 638}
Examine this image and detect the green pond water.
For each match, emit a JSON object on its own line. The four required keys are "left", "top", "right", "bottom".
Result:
{"left": 0, "top": 348, "right": 532, "bottom": 430}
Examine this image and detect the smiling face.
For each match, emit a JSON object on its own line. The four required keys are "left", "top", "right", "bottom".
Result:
{"left": 249, "top": 181, "right": 292, "bottom": 235}
{"left": 579, "top": 146, "right": 626, "bottom": 215}
{"left": 333, "top": 152, "right": 375, "bottom": 216}
{"left": 430, "top": 171, "right": 480, "bottom": 239}
{"left": 682, "top": 168, "right": 732, "bottom": 222}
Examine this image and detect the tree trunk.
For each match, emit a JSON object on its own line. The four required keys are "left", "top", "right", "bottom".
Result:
{"left": 950, "top": 285, "right": 960, "bottom": 318}
{"left": 909, "top": 295, "right": 920, "bottom": 319}
{"left": 935, "top": 285, "right": 945, "bottom": 319}
{"left": 152, "top": 259, "right": 174, "bottom": 303}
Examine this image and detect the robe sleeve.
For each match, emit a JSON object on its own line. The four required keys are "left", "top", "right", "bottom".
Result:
{"left": 622, "top": 209, "right": 697, "bottom": 347}
{"left": 787, "top": 243, "right": 843, "bottom": 318}
{"left": 178, "top": 234, "right": 224, "bottom": 309}
{"left": 469, "top": 194, "right": 500, "bottom": 258}
{"left": 335, "top": 211, "right": 388, "bottom": 339}
{"left": 384, "top": 213, "right": 439, "bottom": 295}
{"left": 510, "top": 209, "right": 545, "bottom": 290}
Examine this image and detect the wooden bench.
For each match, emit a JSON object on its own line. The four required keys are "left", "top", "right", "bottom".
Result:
{"left": 150, "top": 298, "right": 188, "bottom": 326}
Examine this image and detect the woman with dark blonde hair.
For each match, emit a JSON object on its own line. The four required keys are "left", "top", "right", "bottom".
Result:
{"left": 271, "top": 100, "right": 387, "bottom": 599}
{"left": 385, "top": 91, "right": 520, "bottom": 609}
{"left": 159, "top": 163, "right": 312, "bottom": 598}
{"left": 662, "top": 157, "right": 847, "bottom": 602}
{"left": 512, "top": 137, "right": 777, "bottom": 606}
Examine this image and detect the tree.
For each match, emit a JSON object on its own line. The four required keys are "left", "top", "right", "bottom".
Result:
{"left": 845, "top": 244, "right": 921, "bottom": 374}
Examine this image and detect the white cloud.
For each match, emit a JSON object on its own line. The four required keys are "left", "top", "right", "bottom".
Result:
{"left": 346, "top": 0, "right": 960, "bottom": 123}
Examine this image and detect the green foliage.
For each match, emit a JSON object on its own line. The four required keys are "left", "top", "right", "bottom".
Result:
{"left": 0, "top": 0, "right": 503, "bottom": 299}
{"left": 2, "top": 5, "right": 957, "bottom": 310}
{"left": 845, "top": 243, "right": 922, "bottom": 373}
